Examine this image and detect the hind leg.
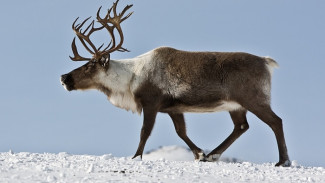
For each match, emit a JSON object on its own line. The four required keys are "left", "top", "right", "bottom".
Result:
{"left": 206, "top": 109, "right": 249, "bottom": 162}
{"left": 169, "top": 113, "right": 205, "bottom": 161}
{"left": 248, "top": 104, "right": 290, "bottom": 167}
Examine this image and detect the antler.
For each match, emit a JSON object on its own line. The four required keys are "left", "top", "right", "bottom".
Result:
{"left": 70, "top": 17, "right": 105, "bottom": 61}
{"left": 96, "top": 0, "right": 133, "bottom": 55}
{"left": 69, "top": 0, "right": 133, "bottom": 62}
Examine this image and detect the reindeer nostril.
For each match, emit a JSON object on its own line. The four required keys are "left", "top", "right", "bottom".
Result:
{"left": 61, "top": 74, "right": 68, "bottom": 82}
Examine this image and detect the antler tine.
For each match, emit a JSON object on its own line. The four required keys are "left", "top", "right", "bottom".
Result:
{"left": 120, "top": 5, "right": 133, "bottom": 22}
{"left": 82, "top": 20, "right": 94, "bottom": 34}
{"left": 86, "top": 20, "right": 105, "bottom": 36}
{"left": 72, "top": 17, "right": 79, "bottom": 30}
{"left": 112, "top": 0, "right": 119, "bottom": 17}
{"left": 70, "top": 37, "right": 92, "bottom": 61}
{"left": 111, "top": 0, "right": 133, "bottom": 23}
{"left": 103, "top": 41, "right": 112, "bottom": 51}
{"left": 97, "top": 43, "right": 105, "bottom": 51}
{"left": 117, "top": 47, "right": 130, "bottom": 52}
{"left": 75, "top": 16, "right": 91, "bottom": 32}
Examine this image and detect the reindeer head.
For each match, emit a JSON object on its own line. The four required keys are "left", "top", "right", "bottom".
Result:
{"left": 61, "top": 0, "right": 133, "bottom": 91}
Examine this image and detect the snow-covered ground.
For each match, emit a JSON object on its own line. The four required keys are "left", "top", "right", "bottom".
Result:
{"left": 1, "top": 146, "right": 324, "bottom": 183}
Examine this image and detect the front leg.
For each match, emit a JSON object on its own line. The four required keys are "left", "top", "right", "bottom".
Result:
{"left": 132, "top": 106, "right": 158, "bottom": 159}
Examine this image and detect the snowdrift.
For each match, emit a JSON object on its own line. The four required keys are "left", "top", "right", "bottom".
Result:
{"left": 1, "top": 146, "right": 324, "bottom": 183}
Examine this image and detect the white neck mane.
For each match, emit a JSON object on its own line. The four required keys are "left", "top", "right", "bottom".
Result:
{"left": 97, "top": 50, "right": 154, "bottom": 114}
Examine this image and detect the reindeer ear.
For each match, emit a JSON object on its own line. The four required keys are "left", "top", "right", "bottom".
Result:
{"left": 100, "top": 54, "right": 110, "bottom": 67}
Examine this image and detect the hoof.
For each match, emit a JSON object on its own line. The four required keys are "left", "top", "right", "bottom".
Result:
{"left": 206, "top": 154, "right": 220, "bottom": 162}
{"left": 132, "top": 153, "right": 142, "bottom": 160}
{"left": 275, "top": 160, "right": 291, "bottom": 167}
{"left": 196, "top": 152, "right": 207, "bottom": 162}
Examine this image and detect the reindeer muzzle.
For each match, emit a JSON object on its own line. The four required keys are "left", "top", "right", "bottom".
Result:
{"left": 61, "top": 74, "right": 75, "bottom": 91}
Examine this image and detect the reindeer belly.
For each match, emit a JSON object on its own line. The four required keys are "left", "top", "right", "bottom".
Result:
{"left": 161, "top": 100, "right": 243, "bottom": 113}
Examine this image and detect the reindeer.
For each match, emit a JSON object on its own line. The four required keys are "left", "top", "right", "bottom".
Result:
{"left": 61, "top": 0, "right": 290, "bottom": 166}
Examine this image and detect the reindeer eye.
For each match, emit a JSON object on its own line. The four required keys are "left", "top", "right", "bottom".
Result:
{"left": 85, "top": 62, "right": 95, "bottom": 72}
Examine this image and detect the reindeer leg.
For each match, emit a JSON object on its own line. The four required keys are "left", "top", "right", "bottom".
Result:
{"left": 248, "top": 104, "right": 290, "bottom": 167}
{"left": 206, "top": 109, "right": 249, "bottom": 162}
{"left": 132, "top": 107, "right": 158, "bottom": 159}
{"left": 169, "top": 113, "right": 205, "bottom": 161}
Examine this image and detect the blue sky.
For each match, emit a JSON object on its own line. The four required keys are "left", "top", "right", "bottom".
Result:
{"left": 1, "top": 0, "right": 324, "bottom": 167}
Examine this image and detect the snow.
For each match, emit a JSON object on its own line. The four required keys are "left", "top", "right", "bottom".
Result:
{"left": 1, "top": 146, "right": 324, "bottom": 183}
